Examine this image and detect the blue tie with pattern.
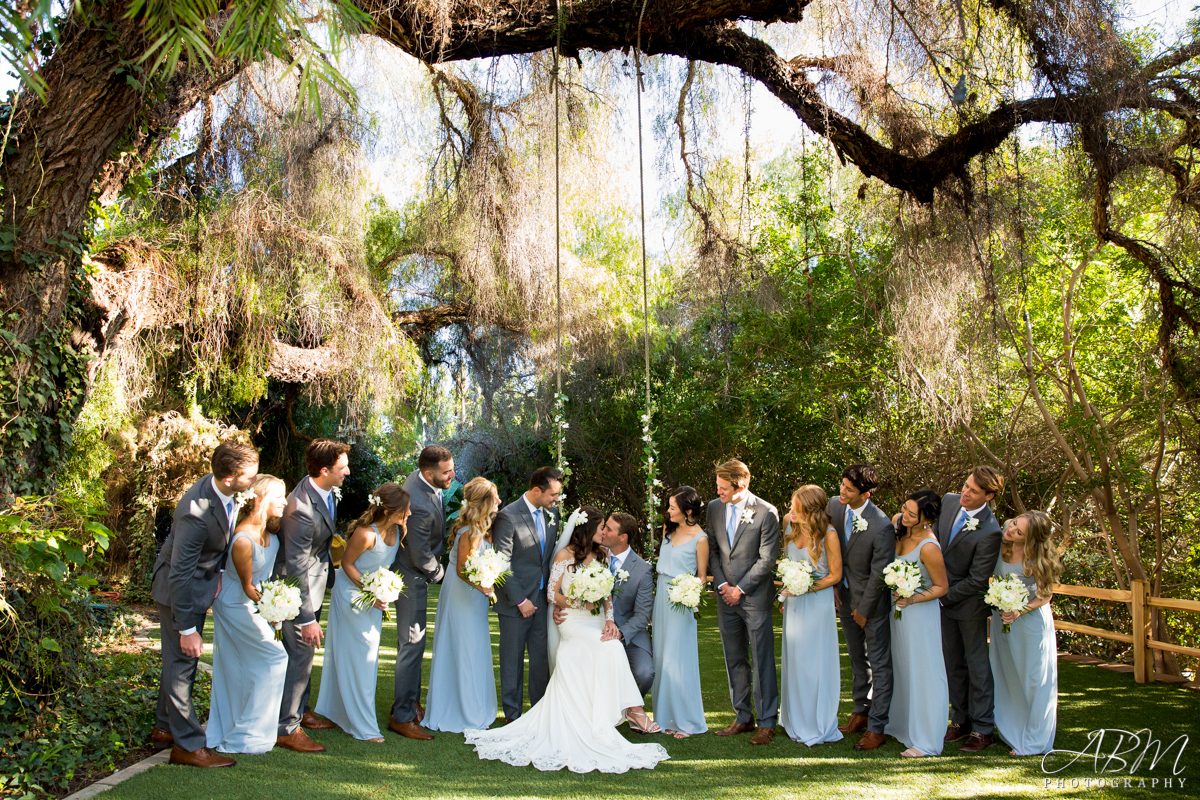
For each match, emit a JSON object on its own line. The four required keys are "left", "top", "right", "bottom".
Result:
{"left": 226, "top": 500, "right": 235, "bottom": 533}
{"left": 327, "top": 492, "right": 336, "bottom": 523}
{"left": 949, "top": 508, "right": 969, "bottom": 543}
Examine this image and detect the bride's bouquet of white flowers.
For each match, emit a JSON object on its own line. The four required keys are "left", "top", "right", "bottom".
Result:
{"left": 566, "top": 560, "right": 616, "bottom": 615}
{"left": 984, "top": 574, "right": 1030, "bottom": 633}
{"left": 463, "top": 549, "right": 512, "bottom": 604}
{"left": 255, "top": 578, "right": 302, "bottom": 640}
{"left": 776, "top": 557, "right": 815, "bottom": 600}
{"left": 882, "top": 559, "right": 925, "bottom": 620}
{"left": 353, "top": 567, "right": 406, "bottom": 621}
{"left": 666, "top": 573, "right": 706, "bottom": 615}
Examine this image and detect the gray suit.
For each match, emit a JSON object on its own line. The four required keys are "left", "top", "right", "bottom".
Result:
{"left": 492, "top": 496, "right": 557, "bottom": 720}
{"left": 276, "top": 477, "right": 336, "bottom": 735}
{"left": 938, "top": 493, "right": 1003, "bottom": 734}
{"left": 610, "top": 550, "right": 654, "bottom": 697}
{"left": 707, "top": 493, "right": 780, "bottom": 728}
{"left": 151, "top": 474, "right": 233, "bottom": 751}
{"left": 827, "top": 498, "right": 895, "bottom": 734}
{"left": 390, "top": 470, "right": 447, "bottom": 724}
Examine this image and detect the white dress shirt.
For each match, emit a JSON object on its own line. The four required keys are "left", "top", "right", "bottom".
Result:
{"left": 718, "top": 492, "right": 751, "bottom": 591}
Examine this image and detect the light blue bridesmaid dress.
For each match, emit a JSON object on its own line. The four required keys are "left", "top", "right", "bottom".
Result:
{"left": 206, "top": 531, "right": 288, "bottom": 754}
{"left": 778, "top": 532, "right": 843, "bottom": 745}
{"left": 884, "top": 536, "right": 949, "bottom": 756}
{"left": 650, "top": 531, "right": 708, "bottom": 735}
{"left": 314, "top": 523, "right": 400, "bottom": 740}
{"left": 425, "top": 530, "right": 498, "bottom": 732}
{"left": 990, "top": 555, "right": 1057, "bottom": 754}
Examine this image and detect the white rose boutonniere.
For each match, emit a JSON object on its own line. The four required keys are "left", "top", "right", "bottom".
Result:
{"left": 615, "top": 568, "right": 630, "bottom": 584}
{"left": 963, "top": 516, "right": 979, "bottom": 532}
{"left": 547, "top": 514, "right": 556, "bottom": 528}
{"left": 739, "top": 509, "right": 755, "bottom": 525}
{"left": 332, "top": 486, "right": 342, "bottom": 503}
{"left": 852, "top": 515, "right": 868, "bottom": 533}
{"left": 234, "top": 489, "right": 257, "bottom": 510}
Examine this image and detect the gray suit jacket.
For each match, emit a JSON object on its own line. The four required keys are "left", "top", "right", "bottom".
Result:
{"left": 611, "top": 550, "right": 653, "bottom": 657}
{"left": 277, "top": 477, "right": 336, "bottom": 626}
{"left": 937, "top": 493, "right": 1003, "bottom": 620}
{"left": 492, "top": 496, "right": 558, "bottom": 617}
{"left": 393, "top": 470, "right": 446, "bottom": 586}
{"left": 151, "top": 475, "right": 232, "bottom": 632}
{"left": 827, "top": 498, "right": 895, "bottom": 620}
{"left": 706, "top": 493, "right": 780, "bottom": 600}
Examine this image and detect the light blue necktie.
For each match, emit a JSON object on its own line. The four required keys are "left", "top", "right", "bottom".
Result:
{"left": 949, "top": 508, "right": 968, "bottom": 543}
{"left": 726, "top": 505, "right": 738, "bottom": 547}
{"left": 841, "top": 509, "right": 853, "bottom": 587}
{"left": 534, "top": 509, "right": 546, "bottom": 589}
{"left": 226, "top": 500, "right": 235, "bottom": 533}
{"left": 327, "top": 492, "right": 336, "bottom": 523}
{"left": 609, "top": 555, "right": 617, "bottom": 572}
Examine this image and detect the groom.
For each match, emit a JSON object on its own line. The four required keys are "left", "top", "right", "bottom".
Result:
{"left": 826, "top": 464, "right": 895, "bottom": 751}
{"left": 707, "top": 459, "right": 780, "bottom": 745}
{"left": 493, "top": 466, "right": 561, "bottom": 722}
{"left": 598, "top": 512, "right": 654, "bottom": 697}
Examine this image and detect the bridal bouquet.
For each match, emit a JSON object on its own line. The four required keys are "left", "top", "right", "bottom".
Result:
{"left": 984, "top": 574, "right": 1030, "bottom": 633}
{"left": 882, "top": 559, "right": 924, "bottom": 620}
{"left": 666, "top": 573, "right": 705, "bottom": 614}
{"left": 776, "top": 557, "right": 815, "bottom": 600}
{"left": 255, "top": 578, "right": 302, "bottom": 640}
{"left": 463, "top": 549, "right": 512, "bottom": 604}
{"left": 565, "top": 561, "right": 616, "bottom": 615}
{"left": 353, "top": 567, "right": 406, "bottom": 621}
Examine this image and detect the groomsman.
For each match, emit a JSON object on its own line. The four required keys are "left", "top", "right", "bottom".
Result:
{"left": 826, "top": 464, "right": 895, "bottom": 751}
{"left": 493, "top": 467, "right": 561, "bottom": 722}
{"left": 938, "top": 466, "right": 1005, "bottom": 753}
{"left": 151, "top": 441, "right": 258, "bottom": 767}
{"left": 598, "top": 512, "right": 654, "bottom": 697}
{"left": 276, "top": 438, "right": 351, "bottom": 753}
{"left": 388, "top": 445, "right": 455, "bottom": 740}
{"left": 707, "top": 459, "right": 780, "bottom": 745}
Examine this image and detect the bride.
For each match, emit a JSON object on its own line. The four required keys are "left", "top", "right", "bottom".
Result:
{"left": 464, "top": 506, "right": 669, "bottom": 773}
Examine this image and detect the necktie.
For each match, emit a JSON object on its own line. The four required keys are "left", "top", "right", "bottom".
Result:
{"left": 226, "top": 500, "right": 235, "bottom": 533}
{"left": 845, "top": 509, "right": 855, "bottom": 544}
{"left": 949, "top": 508, "right": 968, "bottom": 543}
{"left": 327, "top": 492, "right": 336, "bottom": 523}
{"left": 726, "top": 505, "right": 738, "bottom": 547}
{"left": 609, "top": 555, "right": 617, "bottom": 572}
{"left": 534, "top": 509, "right": 546, "bottom": 553}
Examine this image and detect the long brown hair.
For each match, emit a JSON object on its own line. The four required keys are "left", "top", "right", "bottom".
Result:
{"left": 457, "top": 477, "right": 499, "bottom": 553}
{"left": 349, "top": 483, "right": 411, "bottom": 540}
{"left": 235, "top": 474, "right": 286, "bottom": 533}
{"left": 1003, "top": 510, "right": 1062, "bottom": 598}
{"left": 568, "top": 506, "right": 605, "bottom": 567}
{"left": 788, "top": 485, "right": 832, "bottom": 563}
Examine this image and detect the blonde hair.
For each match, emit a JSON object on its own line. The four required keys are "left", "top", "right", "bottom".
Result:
{"left": 236, "top": 474, "right": 286, "bottom": 533}
{"left": 457, "top": 477, "right": 499, "bottom": 552}
{"left": 715, "top": 459, "right": 751, "bottom": 488}
{"left": 788, "top": 485, "right": 832, "bottom": 564}
{"left": 1002, "top": 510, "right": 1062, "bottom": 598}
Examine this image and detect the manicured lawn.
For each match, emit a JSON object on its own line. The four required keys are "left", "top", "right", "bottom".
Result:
{"left": 124, "top": 586, "right": 1197, "bottom": 799}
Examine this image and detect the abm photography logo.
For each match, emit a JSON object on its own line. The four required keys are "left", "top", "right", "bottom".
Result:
{"left": 1041, "top": 729, "right": 1188, "bottom": 791}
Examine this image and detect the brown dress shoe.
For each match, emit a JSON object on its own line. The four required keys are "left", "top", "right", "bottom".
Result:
{"left": 749, "top": 727, "right": 776, "bottom": 745}
{"left": 959, "top": 732, "right": 995, "bottom": 753}
{"left": 276, "top": 729, "right": 327, "bottom": 753}
{"left": 387, "top": 719, "right": 434, "bottom": 740}
{"left": 503, "top": 718, "right": 517, "bottom": 726}
{"left": 715, "top": 721, "right": 755, "bottom": 737}
{"left": 149, "top": 727, "right": 174, "bottom": 750}
{"left": 944, "top": 724, "right": 968, "bottom": 743}
{"left": 414, "top": 702, "right": 425, "bottom": 724}
{"left": 853, "top": 731, "right": 887, "bottom": 751}
{"left": 301, "top": 710, "right": 337, "bottom": 730}
{"left": 838, "top": 713, "right": 869, "bottom": 734}
{"left": 169, "top": 746, "right": 236, "bottom": 768}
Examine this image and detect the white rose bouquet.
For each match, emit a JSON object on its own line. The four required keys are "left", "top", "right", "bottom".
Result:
{"left": 255, "top": 578, "right": 302, "bottom": 640}
{"left": 776, "top": 557, "right": 815, "bottom": 600}
{"left": 565, "top": 560, "right": 616, "bottom": 615}
{"left": 353, "top": 566, "right": 406, "bottom": 621}
{"left": 882, "top": 559, "right": 925, "bottom": 620}
{"left": 666, "top": 573, "right": 705, "bottom": 614}
{"left": 984, "top": 574, "right": 1030, "bottom": 633}
{"left": 463, "top": 548, "right": 512, "bottom": 605}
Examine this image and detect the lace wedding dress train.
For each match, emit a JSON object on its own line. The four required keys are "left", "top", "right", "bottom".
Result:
{"left": 464, "top": 560, "right": 670, "bottom": 773}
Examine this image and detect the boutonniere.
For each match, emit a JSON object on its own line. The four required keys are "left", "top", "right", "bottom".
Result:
{"left": 234, "top": 489, "right": 256, "bottom": 510}
{"left": 852, "top": 516, "right": 868, "bottom": 533}
{"left": 963, "top": 517, "right": 979, "bottom": 532}
{"left": 331, "top": 486, "right": 342, "bottom": 503}
{"left": 739, "top": 508, "right": 755, "bottom": 525}
{"left": 547, "top": 515, "right": 556, "bottom": 528}
{"left": 615, "top": 568, "right": 630, "bottom": 584}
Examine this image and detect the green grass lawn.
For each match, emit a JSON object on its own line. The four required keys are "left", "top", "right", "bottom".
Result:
{"left": 125, "top": 586, "right": 1197, "bottom": 799}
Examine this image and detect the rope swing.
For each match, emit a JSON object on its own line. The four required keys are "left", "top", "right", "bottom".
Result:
{"left": 552, "top": 1, "right": 569, "bottom": 495}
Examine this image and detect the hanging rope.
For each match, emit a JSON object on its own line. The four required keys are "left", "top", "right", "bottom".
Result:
{"left": 552, "top": 0, "right": 569, "bottom": 493}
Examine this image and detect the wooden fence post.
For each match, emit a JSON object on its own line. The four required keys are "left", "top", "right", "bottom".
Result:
{"left": 1131, "top": 579, "right": 1151, "bottom": 684}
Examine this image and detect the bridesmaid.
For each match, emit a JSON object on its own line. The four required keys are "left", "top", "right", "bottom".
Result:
{"left": 885, "top": 489, "right": 950, "bottom": 757}
{"left": 314, "top": 483, "right": 410, "bottom": 742}
{"left": 207, "top": 475, "right": 289, "bottom": 754}
{"left": 991, "top": 510, "right": 1061, "bottom": 756}
{"left": 650, "top": 486, "right": 709, "bottom": 738}
{"left": 425, "top": 477, "right": 502, "bottom": 732}
{"left": 778, "top": 485, "right": 843, "bottom": 746}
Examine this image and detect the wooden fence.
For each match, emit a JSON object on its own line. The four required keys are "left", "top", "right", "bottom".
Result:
{"left": 1053, "top": 581, "right": 1200, "bottom": 683}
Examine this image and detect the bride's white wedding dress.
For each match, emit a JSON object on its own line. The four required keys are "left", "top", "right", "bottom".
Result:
{"left": 463, "top": 559, "right": 670, "bottom": 773}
